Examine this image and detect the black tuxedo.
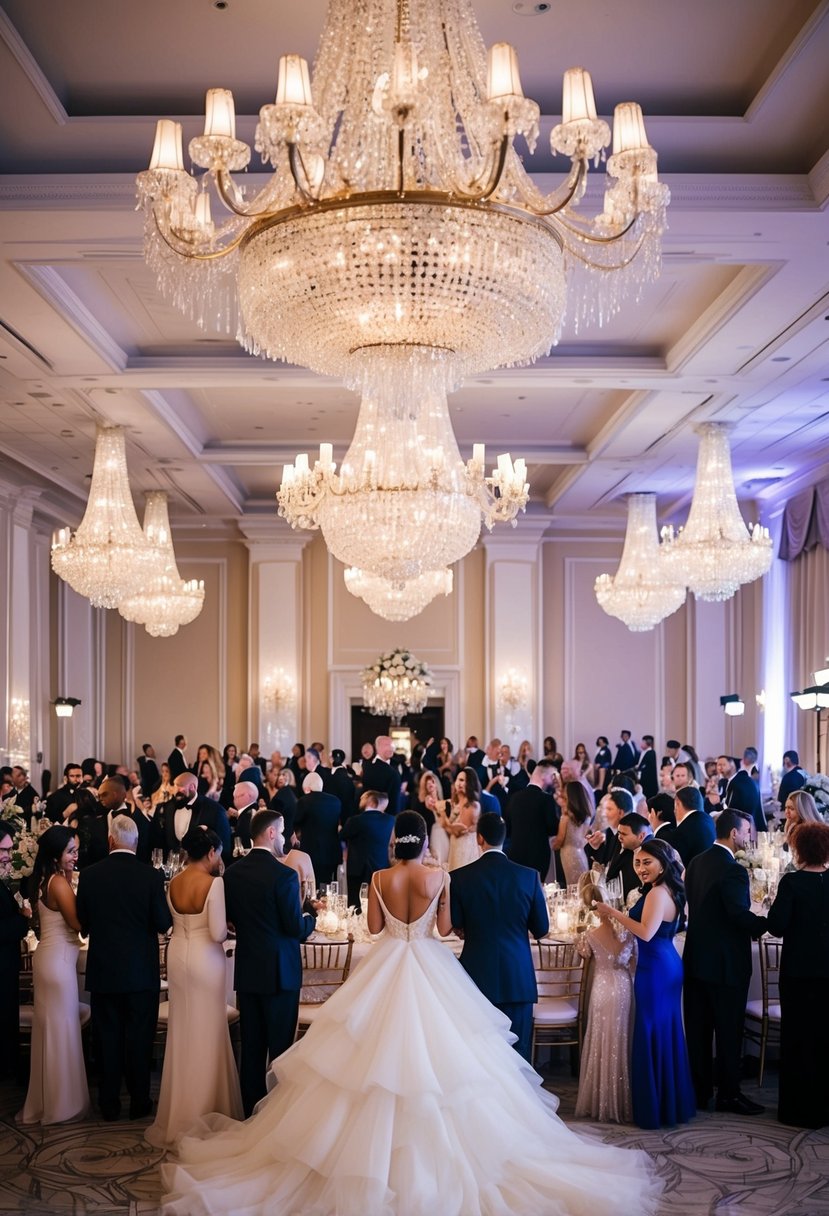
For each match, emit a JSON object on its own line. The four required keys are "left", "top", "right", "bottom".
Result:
{"left": 361, "top": 757, "right": 402, "bottom": 814}
{"left": 327, "top": 767, "right": 358, "bottom": 825}
{"left": 268, "top": 786, "right": 298, "bottom": 845}
{"left": 340, "top": 809, "right": 394, "bottom": 908}
{"left": 450, "top": 850, "right": 549, "bottom": 1060}
{"left": 612, "top": 740, "right": 636, "bottom": 773}
{"left": 229, "top": 802, "right": 257, "bottom": 852}
{"left": 137, "top": 756, "right": 161, "bottom": 797}
{"left": 0, "top": 880, "right": 28, "bottom": 1078}
{"left": 594, "top": 745, "right": 612, "bottom": 791}
{"left": 45, "top": 782, "right": 82, "bottom": 823}
{"left": 6, "top": 783, "right": 37, "bottom": 826}
{"left": 653, "top": 822, "right": 677, "bottom": 848}
{"left": 638, "top": 749, "right": 658, "bottom": 799}
{"left": 684, "top": 843, "right": 767, "bottom": 1104}
{"left": 223, "top": 847, "right": 316, "bottom": 1114}
{"left": 504, "top": 785, "right": 559, "bottom": 880}
{"left": 151, "top": 794, "right": 231, "bottom": 860}
{"left": 777, "top": 766, "right": 807, "bottom": 809}
{"left": 80, "top": 805, "right": 152, "bottom": 868}
{"left": 585, "top": 829, "right": 639, "bottom": 898}
{"left": 76, "top": 850, "right": 172, "bottom": 1118}
{"left": 725, "top": 769, "right": 766, "bottom": 833}
{"left": 673, "top": 809, "right": 716, "bottom": 868}
{"left": 166, "top": 747, "right": 191, "bottom": 780}
{"left": 294, "top": 791, "right": 342, "bottom": 885}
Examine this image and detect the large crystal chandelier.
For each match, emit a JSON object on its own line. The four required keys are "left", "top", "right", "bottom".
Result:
{"left": 662, "top": 424, "right": 773, "bottom": 602}
{"left": 595, "top": 494, "right": 686, "bottom": 631}
{"left": 136, "top": 1, "right": 667, "bottom": 383}
{"left": 345, "top": 565, "right": 453, "bottom": 622}
{"left": 362, "top": 648, "right": 432, "bottom": 723}
{"left": 51, "top": 426, "right": 158, "bottom": 610}
{"left": 278, "top": 348, "right": 527, "bottom": 581}
{"left": 118, "top": 492, "right": 205, "bottom": 637}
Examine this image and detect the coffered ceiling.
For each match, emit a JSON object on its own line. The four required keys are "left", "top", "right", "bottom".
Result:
{"left": 1, "top": 0, "right": 828, "bottom": 542}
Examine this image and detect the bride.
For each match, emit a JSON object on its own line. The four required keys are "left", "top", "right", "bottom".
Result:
{"left": 161, "top": 811, "right": 660, "bottom": 1215}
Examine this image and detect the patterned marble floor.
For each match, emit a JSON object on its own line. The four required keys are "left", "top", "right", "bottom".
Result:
{"left": 1, "top": 1064, "right": 827, "bottom": 1216}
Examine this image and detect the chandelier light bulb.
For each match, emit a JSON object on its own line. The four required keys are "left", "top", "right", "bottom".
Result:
{"left": 594, "top": 493, "right": 686, "bottom": 631}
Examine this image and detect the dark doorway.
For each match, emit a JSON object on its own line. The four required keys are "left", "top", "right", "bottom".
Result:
{"left": 350, "top": 704, "right": 445, "bottom": 760}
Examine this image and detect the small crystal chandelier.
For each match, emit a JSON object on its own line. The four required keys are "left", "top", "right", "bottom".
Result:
{"left": 662, "top": 424, "right": 773, "bottom": 602}
{"left": 118, "top": 492, "right": 205, "bottom": 637}
{"left": 498, "top": 668, "right": 529, "bottom": 714}
{"left": 362, "top": 648, "right": 432, "bottom": 723}
{"left": 345, "top": 566, "right": 453, "bottom": 621}
{"left": 278, "top": 348, "right": 528, "bottom": 581}
{"left": 51, "top": 425, "right": 158, "bottom": 610}
{"left": 261, "top": 667, "right": 297, "bottom": 716}
{"left": 595, "top": 494, "right": 686, "bottom": 631}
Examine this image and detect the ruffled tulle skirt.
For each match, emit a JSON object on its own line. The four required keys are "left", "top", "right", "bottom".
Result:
{"left": 161, "top": 934, "right": 661, "bottom": 1215}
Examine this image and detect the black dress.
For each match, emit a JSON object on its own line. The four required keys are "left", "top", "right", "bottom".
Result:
{"left": 766, "top": 869, "right": 829, "bottom": 1127}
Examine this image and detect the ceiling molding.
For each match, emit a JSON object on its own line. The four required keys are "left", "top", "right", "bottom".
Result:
{"left": 0, "top": 10, "right": 67, "bottom": 127}
{"left": 198, "top": 440, "right": 587, "bottom": 467}
{"left": 744, "top": 0, "right": 829, "bottom": 122}
{"left": 139, "top": 389, "right": 245, "bottom": 514}
{"left": 809, "top": 146, "right": 829, "bottom": 209}
{"left": 18, "top": 263, "right": 128, "bottom": 372}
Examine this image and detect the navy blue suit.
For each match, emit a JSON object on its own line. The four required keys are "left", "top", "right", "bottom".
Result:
{"left": 673, "top": 808, "right": 716, "bottom": 868}
{"left": 724, "top": 769, "right": 766, "bottom": 834}
{"left": 449, "top": 849, "right": 549, "bottom": 1060}
{"left": 224, "top": 847, "right": 316, "bottom": 1115}
{"left": 340, "top": 809, "right": 394, "bottom": 908}
{"left": 294, "top": 791, "right": 342, "bottom": 885}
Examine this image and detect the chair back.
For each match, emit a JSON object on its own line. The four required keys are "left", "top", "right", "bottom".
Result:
{"left": 759, "top": 937, "right": 781, "bottom": 1013}
{"left": 533, "top": 940, "right": 583, "bottom": 1000}
{"left": 300, "top": 939, "right": 353, "bottom": 1005}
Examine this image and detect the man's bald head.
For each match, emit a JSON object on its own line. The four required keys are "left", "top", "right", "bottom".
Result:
{"left": 174, "top": 772, "right": 198, "bottom": 797}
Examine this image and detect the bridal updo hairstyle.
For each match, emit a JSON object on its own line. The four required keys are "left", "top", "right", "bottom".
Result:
{"left": 393, "top": 810, "right": 427, "bottom": 860}
{"left": 181, "top": 826, "right": 222, "bottom": 861}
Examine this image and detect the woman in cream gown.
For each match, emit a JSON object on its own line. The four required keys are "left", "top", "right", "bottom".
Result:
{"left": 146, "top": 828, "right": 242, "bottom": 1147}
{"left": 161, "top": 812, "right": 660, "bottom": 1216}
{"left": 442, "top": 768, "right": 482, "bottom": 871}
{"left": 18, "top": 825, "right": 90, "bottom": 1125}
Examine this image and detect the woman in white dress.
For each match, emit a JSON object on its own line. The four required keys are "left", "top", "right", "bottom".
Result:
{"left": 146, "top": 827, "right": 242, "bottom": 1148}
{"left": 18, "top": 825, "right": 90, "bottom": 1125}
{"left": 443, "top": 768, "right": 482, "bottom": 872}
{"left": 161, "top": 811, "right": 660, "bottom": 1216}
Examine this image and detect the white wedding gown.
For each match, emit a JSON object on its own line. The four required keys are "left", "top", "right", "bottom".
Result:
{"left": 161, "top": 879, "right": 660, "bottom": 1215}
{"left": 19, "top": 890, "right": 90, "bottom": 1125}
{"left": 146, "top": 878, "right": 243, "bottom": 1147}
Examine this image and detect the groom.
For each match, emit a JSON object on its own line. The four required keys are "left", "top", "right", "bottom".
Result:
{"left": 450, "top": 812, "right": 549, "bottom": 1061}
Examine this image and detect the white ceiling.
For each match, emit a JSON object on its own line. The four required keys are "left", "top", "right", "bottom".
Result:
{"left": 0, "top": 0, "right": 828, "bottom": 542}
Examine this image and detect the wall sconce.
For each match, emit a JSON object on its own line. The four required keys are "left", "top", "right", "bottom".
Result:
{"left": 790, "top": 681, "right": 829, "bottom": 775}
{"left": 720, "top": 694, "right": 745, "bottom": 717}
{"left": 815, "top": 658, "right": 829, "bottom": 685}
{"left": 262, "top": 668, "right": 296, "bottom": 716}
{"left": 53, "top": 697, "right": 82, "bottom": 719}
{"left": 755, "top": 690, "right": 766, "bottom": 712}
{"left": 498, "top": 668, "right": 529, "bottom": 714}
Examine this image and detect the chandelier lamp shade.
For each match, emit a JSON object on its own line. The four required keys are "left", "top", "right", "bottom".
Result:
{"left": 136, "top": 1, "right": 668, "bottom": 385}
{"left": 594, "top": 494, "right": 686, "bottom": 632}
{"left": 344, "top": 565, "right": 453, "bottom": 622}
{"left": 51, "top": 425, "right": 160, "bottom": 610}
{"left": 362, "top": 648, "right": 432, "bottom": 723}
{"left": 118, "top": 492, "right": 205, "bottom": 638}
{"left": 661, "top": 423, "right": 772, "bottom": 602}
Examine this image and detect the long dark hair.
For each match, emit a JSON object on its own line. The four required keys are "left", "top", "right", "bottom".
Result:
{"left": 456, "top": 766, "right": 481, "bottom": 804}
{"left": 637, "top": 836, "right": 686, "bottom": 927}
{"left": 564, "top": 780, "right": 593, "bottom": 827}
{"left": 31, "top": 825, "right": 77, "bottom": 903}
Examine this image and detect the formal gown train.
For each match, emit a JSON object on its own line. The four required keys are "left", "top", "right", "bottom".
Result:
{"left": 161, "top": 879, "right": 660, "bottom": 1215}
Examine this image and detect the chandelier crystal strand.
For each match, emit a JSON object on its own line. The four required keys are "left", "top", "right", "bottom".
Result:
{"left": 663, "top": 424, "right": 773, "bottom": 603}
{"left": 118, "top": 492, "right": 205, "bottom": 637}
{"left": 51, "top": 425, "right": 158, "bottom": 610}
{"left": 136, "top": 0, "right": 667, "bottom": 378}
{"left": 278, "top": 346, "right": 528, "bottom": 582}
{"left": 344, "top": 567, "right": 453, "bottom": 621}
{"left": 594, "top": 493, "right": 686, "bottom": 631}
{"left": 361, "top": 648, "right": 433, "bottom": 722}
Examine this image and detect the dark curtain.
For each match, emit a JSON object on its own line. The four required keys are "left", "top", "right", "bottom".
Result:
{"left": 779, "top": 480, "right": 829, "bottom": 560}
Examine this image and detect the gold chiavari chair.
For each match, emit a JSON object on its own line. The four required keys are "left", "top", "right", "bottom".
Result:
{"left": 743, "top": 936, "right": 782, "bottom": 1086}
{"left": 530, "top": 940, "right": 587, "bottom": 1072}
{"left": 295, "top": 939, "right": 354, "bottom": 1041}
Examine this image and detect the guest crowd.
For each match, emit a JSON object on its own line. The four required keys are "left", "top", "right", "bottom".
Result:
{"left": 1, "top": 727, "right": 827, "bottom": 1144}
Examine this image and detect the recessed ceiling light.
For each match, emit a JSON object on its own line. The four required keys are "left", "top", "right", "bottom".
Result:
{"left": 512, "top": 0, "right": 552, "bottom": 12}
{"left": 771, "top": 356, "right": 790, "bottom": 362}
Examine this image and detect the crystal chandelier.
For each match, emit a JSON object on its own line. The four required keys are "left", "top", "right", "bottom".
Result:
{"left": 118, "top": 492, "right": 205, "bottom": 637}
{"left": 498, "top": 668, "right": 529, "bottom": 713}
{"left": 51, "top": 425, "right": 159, "bottom": 610}
{"left": 595, "top": 494, "right": 686, "bottom": 631}
{"left": 136, "top": 1, "right": 668, "bottom": 387}
{"left": 262, "top": 667, "right": 297, "bottom": 715}
{"left": 362, "top": 648, "right": 432, "bottom": 723}
{"left": 278, "top": 347, "right": 528, "bottom": 581}
{"left": 662, "top": 424, "right": 773, "bottom": 602}
{"left": 345, "top": 565, "right": 453, "bottom": 621}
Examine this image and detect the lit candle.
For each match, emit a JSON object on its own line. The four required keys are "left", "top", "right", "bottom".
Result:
{"left": 148, "top": 119, "right": 184, "bottom": 171}
{"left": 497, "top": 452, "right": 514, "bottom": 480}
{"left": 294, "top": 453, "right": 310, "bottom": 475}
{"left": 276, "top": 54, "right": 314, "bottom": 108}
{"left": 472, "top": 443, "right": 486, "bottom": 467}
{"left": 562, "top": 68, "right": 597, "bottom": 124}
{"left": 319, "top": 442, "right": 334, "bottom": 468}
{"left": 195, "top": 193, "right": 213, "bottom": 232}
{"left": 487, "top": 43, "right": 524, "bottom": 102}
{"left": 204, "top": 88, "right": 236, "bottom": 139}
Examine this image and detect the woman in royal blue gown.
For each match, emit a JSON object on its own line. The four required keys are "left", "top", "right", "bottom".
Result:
{"left": 596, "top": 836, "right": 696, "bottom": 1129}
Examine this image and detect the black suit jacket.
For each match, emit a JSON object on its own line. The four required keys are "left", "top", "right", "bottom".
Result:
{"left": 684, "top": 844, "right": 766, "bottom": 987}
{"left": 223, "top": 848, "right": 315, "bottom": 994}
{"left": 777, "top": 767, "right": 807, "bottom": 809}
{"left": 327, "top": 768, "right": 357, "bottom": 824}
{"left": 45, "top": 783, "right": 82, "bottom": 823}
{"left": 767, "top": 870, "right": 829, "bottom": 979}
{"left": 673, "top": 809, "right": 716, "bottom": 868}
{"left": 294, "top": 791, "right": 342, "bottom": 879}
{"left": 340, "top": 809, "right": 394, "bottom": 877}
{"left": 724, "top": 769, "right": 766, "bottom": 833}
{"left": 654, "top": 822, "right": 677, "bottom": 848}
{"left": 268, "top": 786, "right": 298, "bottom": 844}
{"left": 137, "top": 756, "right": 161, "bottom": 797}
{"left": 504, "top": 786, "right": 559, "bottom": 874}
{"left": 361, "top": 758, "right": 402, "bottom": 814}
{"left": 638, "top": 749, "right": 658, "bottom": 799}
{"left": 584, "top": 829, "right": 640, "bottom": 898}
{"left": 80, "top": 805, "right": 152, "bottom": 867}
{"left": 152, "top": 794, "right": 231, "bottom": 859}
{"left": 167, "top": 748, "right": 191, "bottom": 780}
{"left": 612, "top": 741, "right": 636, "bottom": 773}
{"left": 76, "top": 851, "right": 171, "bottom": 992}
{"left": 0, "top": 879, "right": 28, "bottom": 989}
{"left": 450, "top": 851, "right": 549, "bottom": 1005}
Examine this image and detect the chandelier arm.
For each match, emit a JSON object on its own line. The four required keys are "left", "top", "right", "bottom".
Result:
{"left": 151, "top": 206, "right": 250, "bottom": 261}
{"left": 554, "top": 210, "right": 640, "bottom": 246}
{"left": 288, "top": 141, "right": 324, "bottom": 203}
{"left": 516, "top": 156, "right": 587, "bottom": 217}
{"left": 561, "top": 229, "right": 647, "bottom": 271}
{"left": 446, "top": 132, "right": 511, "bottom": 202}
{"left": 213, "top": 168, "right": 284, "bottom": 219}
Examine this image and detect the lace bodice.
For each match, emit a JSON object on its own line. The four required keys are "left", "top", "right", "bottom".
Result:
{"left": 372, "top": 872, "right": 447, "bottom": 941}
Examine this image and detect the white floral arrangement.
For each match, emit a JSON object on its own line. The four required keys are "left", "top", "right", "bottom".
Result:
{"left": 1, "top": 805, "right": 40, "bottom": 888}
{"left": 361, "top": 648, "right": 432, "bottom": 684}
{"left": 802, "top": 774, "right": 829, "bottom": 820}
